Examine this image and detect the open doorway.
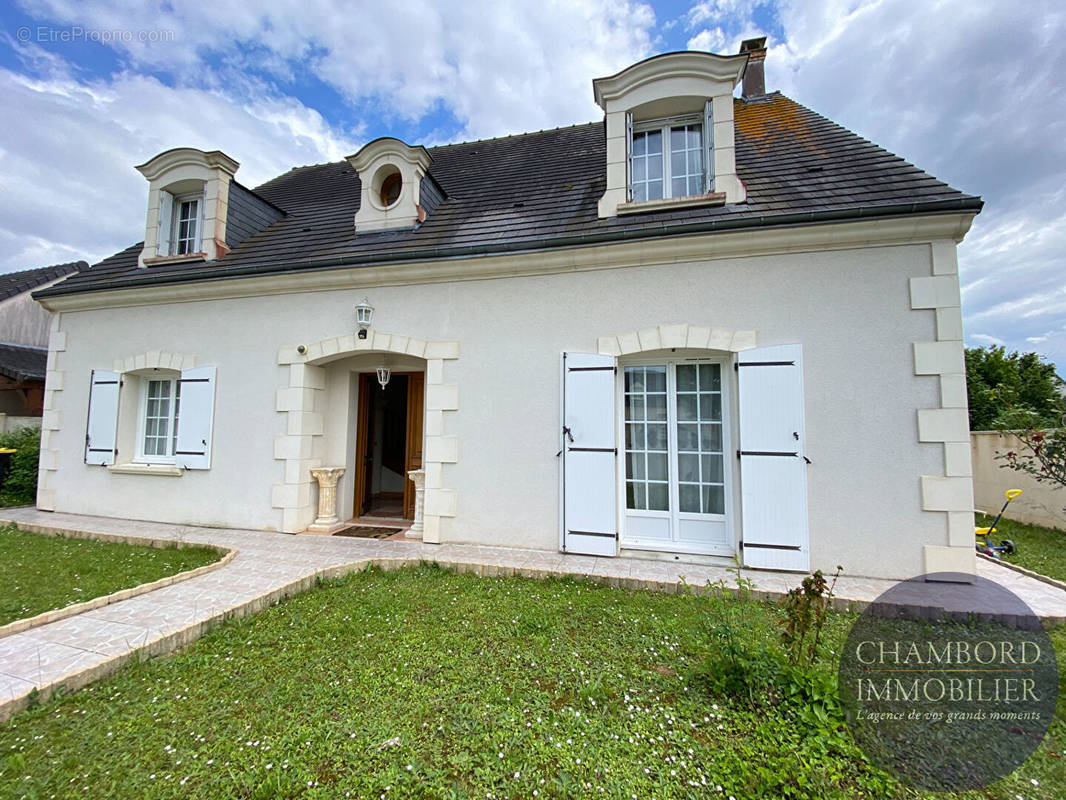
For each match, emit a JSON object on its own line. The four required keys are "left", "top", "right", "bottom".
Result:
{"left": 353, "top": 371, "right": 424, "bottom": 520}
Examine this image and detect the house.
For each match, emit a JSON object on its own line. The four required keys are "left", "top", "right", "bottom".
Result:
{"left": 32, "top": 40, "right": 982, "bottom": 580}
{"left": 0, "top": 261, "right": 86, "bottom": 427}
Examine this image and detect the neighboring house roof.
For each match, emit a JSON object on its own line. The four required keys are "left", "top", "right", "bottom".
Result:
{"left": 1, "top": 261, "right": 87, "bottom": 302}
{"left": 0, "top": 342, "right": 47, "bottom": 382}
{"left": 38, "top": 94, "right": 982, "bottom": 300}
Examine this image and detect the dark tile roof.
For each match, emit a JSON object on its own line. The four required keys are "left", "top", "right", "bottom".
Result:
{"left": 0, "top": 343, "right": 47, "bottom": 382}
{"left": 1, "top": 261, "right": 87, "bottom": 302}
{"left": 39, "top": 94, "right": 982, "bottom": 299}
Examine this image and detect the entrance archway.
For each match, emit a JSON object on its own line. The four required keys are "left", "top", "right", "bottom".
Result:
{"left": 273, "top": 330, "right": 459, "bottom": 542}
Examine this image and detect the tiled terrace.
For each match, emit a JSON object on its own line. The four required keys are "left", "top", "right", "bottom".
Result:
{"left": 2, "top": 507, "right": 1065, "bottom": 722}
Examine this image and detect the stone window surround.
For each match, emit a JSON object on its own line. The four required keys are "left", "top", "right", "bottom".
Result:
{"left": 275, "top": 329, "right": 459, "bottom": 541}
{"left": 910, "top": 242, "right": 976, "bottom": 576}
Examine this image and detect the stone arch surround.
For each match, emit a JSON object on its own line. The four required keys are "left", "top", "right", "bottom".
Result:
{"left": 596, "top": 323, "right": 757, "bottom": 356}
{"left": 274, "top": 329, "right": 459, "bottom": 541}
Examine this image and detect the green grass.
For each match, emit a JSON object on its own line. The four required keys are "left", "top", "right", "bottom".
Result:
{"left": 0, "top": 525, "right": 222, "bottom": 626}
{"left": 1, "top": 565, "right": 1063, "bottom": 799}
{"left": 978, "top": 513, "right": 1066, "bottom": 583}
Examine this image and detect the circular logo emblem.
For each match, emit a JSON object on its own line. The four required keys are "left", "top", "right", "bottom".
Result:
{"left": 838, "top": 572, "right": 1058, "bottom": 791}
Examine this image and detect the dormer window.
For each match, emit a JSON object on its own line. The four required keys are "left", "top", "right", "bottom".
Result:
{"left": 135, "top": 148, "right": 240, "bottom": 267}
{"left": 347, "top": 138, "right": 436, "bottom": 233}
{"left": 593, "top": 51, "right": 750, "bottom": 217}
{"left": 631, "top": 116, "right": 706, "bottom": 202}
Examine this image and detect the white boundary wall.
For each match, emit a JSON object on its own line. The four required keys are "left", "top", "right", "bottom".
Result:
{"left": 971, "top": 431, "right": 1066, "bottom": 530}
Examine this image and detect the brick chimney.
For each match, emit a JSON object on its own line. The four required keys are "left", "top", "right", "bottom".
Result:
{"left": 740, "top": 37, "right": 767, "bottom": 97}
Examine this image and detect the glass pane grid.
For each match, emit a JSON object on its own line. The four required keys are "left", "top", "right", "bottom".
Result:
{"left": 675, "top": 363, "right": 725, "bottom": 515}
{"left": 630, "top": 130, "right": 663, "bottom": 203}
{"left": 144, "top": 380, "right": 175, "bottom": 458}
{"left": 175, "top": 199, "right": 199, "bottom": 255}
{"left": 624, "top": 366, "right": 669, "bottom": 511}
{"left": 670, "top": 124, "right": 703, "bottom": 197}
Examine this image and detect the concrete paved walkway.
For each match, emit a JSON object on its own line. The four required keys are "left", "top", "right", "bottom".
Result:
{"left": 2, "top": 507, "right": 1066, "bottom": 722}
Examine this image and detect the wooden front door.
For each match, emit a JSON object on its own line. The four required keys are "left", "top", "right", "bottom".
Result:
{"left": 353, "top": 371, "right": 424, "bottom": 521}
{"left": 402, "top": 373, "right": 424, "bottom": 519}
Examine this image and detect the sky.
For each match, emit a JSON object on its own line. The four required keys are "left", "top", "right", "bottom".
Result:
{"left": 0, "top": 1, "right": 1062, "bottom": 374}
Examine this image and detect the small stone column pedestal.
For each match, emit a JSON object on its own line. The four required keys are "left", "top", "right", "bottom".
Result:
{"left": 406, "top": 469, "right": 426, "bottom": 539}
{"left": 308, "top": 467, "right": 346, "bottom": 534}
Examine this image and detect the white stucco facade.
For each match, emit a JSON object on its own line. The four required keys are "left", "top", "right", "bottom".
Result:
{"left": 37, "top": 216, "right": 975, "bottom": 580}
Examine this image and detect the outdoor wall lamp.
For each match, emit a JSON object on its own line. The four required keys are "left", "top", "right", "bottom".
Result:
{"left": 355, "top": 297, "right": 374, "bottom": 339}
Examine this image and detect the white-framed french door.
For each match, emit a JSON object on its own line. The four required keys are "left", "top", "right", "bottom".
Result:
{"left": 617, "top": 357, "right": 734, "bottom": 556}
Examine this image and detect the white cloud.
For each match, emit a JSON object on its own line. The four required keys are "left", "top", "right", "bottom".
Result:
{"left": 1, "top": 0, "right": 658, "bottom": 272}
{"left": 755, "top": 0, "right": 1066, "bottom": 372}
{"left": 969, "top": 334, "right": 1006, "bottom": 347}
{"left": 21, "top": 0, "right": 658, "bottom": 140}
{"left": 0, "top": 45, "right": 360, "bottom": 271}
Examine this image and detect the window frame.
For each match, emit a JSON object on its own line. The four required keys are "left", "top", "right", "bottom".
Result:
{"left": 135, "top": 375, "right": 182, "bottom": 464}
{"left": 628, "top": 113, "right": 706, "bottom": 203}
{"left": 170, "top": 192, "right": 204, "bottom": 256}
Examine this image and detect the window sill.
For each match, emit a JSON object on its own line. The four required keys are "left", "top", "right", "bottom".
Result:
{"left": 142, "top": 253, "right": 206, "bottom": 266}
{"left": 616, "top": 192, "right": 727, "bottom": 216}
{"left": 107, "top": 462, "right": 184, "bottom": 477}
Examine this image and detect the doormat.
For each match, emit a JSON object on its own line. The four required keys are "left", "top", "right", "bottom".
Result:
{"left": 333, "top": 526, "right": 404, "bottom": 539}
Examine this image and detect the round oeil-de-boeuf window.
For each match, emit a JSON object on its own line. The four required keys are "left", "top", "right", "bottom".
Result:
{"left": 379, "top": 172, "right": 402, "bottom": 207}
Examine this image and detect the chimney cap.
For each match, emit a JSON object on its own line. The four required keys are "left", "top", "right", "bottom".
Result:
{"left": 740, "top": 37, "right": 767, "bottom": 54}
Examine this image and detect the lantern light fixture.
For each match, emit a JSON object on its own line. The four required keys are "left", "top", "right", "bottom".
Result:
{"left": 377, "top": 365, "right": 391, "bottom": 389}
{"left": 355, "top": 298, "right": 374, "bottom": 339}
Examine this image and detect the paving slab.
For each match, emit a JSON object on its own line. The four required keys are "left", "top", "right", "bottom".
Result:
{"left": 1, "top": 506, "right": 1065, "bottom": 722}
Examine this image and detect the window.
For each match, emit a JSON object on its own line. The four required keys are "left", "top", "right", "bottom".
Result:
{"left": 630, "top": 116, "right": 704, "bottom": 202}
{"left": 84, "top": 365, "right": 216, "bottom": 470}
{"left": 140, "top": 378, "right": 181, "bottom": 460}
{"left": 172, "top": 195, "right": 202, "bottom": 255}
{"left": 156, "top": 189, "right": 204, "bottom": 257}
{"left": 622, "top": 359, "right": 731, "bottom": 555}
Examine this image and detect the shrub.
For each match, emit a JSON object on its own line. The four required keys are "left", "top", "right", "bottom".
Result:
{"left": 0, "top": 425, "right": 40, "bottom": 506}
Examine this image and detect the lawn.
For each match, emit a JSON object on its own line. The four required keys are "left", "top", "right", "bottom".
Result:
{"left": 0, "top": 525, "right": 222, "bottom": 626}
{"left": 978, "top": 513, "right": 1066, "bottom": 584}
{"left": 0, "top": 565, "right": 1063, "bottom": 799}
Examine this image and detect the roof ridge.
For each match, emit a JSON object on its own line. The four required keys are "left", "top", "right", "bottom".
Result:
{"left": 259, "top": 121, "right": 605, "bottom": 183}
{"left": 428, "top": 120, "right": 602, "bottom": 151}
{"left": 0, "top": 261, "right": 87, "bottom": 281}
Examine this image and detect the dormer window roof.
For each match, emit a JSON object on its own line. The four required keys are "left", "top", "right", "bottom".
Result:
{"left": 593, "top": 50, "right": 749, "bottom": 217}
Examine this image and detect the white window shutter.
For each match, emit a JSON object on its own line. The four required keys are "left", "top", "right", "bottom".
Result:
{"left": 157, "top": 190, "right": 174, "bottom": 256}
{"left": 625, "top": 112, "right": 634, "bottom": 202}
{"left": 85, "top": 370, "right": 120, "bottom": 465}
{"left": 561, "top": 352, "right": 618, "bottom": 556}
{"left": 704, "top": 99, "right": 714, "bottom": 193}
{"left": 737, "top": 344, "right": 809, "bottom": 571}
{"left": 175, "top": 366, "right": 216, "bottom": 469}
